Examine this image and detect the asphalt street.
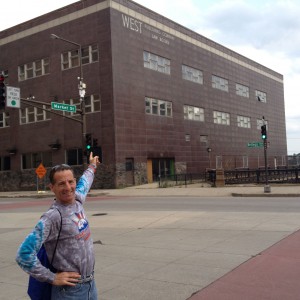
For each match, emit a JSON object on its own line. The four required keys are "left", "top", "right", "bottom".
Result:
{"left": 1, "top": 184, "right": 300, "bottom": 299}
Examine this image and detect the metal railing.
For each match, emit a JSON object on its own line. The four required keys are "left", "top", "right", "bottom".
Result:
{"left": 157, "top": 168, "right": 300, "bottom": 187}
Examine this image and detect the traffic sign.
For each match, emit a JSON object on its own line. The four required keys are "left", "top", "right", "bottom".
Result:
{"left": 51, "top": 102, "right": 76, "bottom": 113}
{"left": 35, "top": 163, "right": 47, "bottom": 179}
{"left": 247, "top": 142, "right": 264, "bottom": 148}
{"left": 6, "top": 86, "right": 20, "bottom": 108}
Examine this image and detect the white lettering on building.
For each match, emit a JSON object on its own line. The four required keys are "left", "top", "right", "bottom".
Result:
{"left": 122, "top": 14, "right": 142, "bottom": 33}
{"left": 121, "top": 14, "right": 175, "bottom": 46}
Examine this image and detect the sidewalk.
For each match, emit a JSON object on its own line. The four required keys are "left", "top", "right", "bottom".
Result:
{"left": 1, "top": 182, "right": 300, "bottom": 198}
{"left": 188, "top": 229, "right": 300, "bottom": 300}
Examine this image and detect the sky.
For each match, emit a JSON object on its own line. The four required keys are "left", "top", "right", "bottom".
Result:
{"left": 1, "top": 0, "right": 300, "bottom": 155}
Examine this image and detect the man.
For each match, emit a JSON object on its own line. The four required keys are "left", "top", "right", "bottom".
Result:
{"left": 16, "top": 153, "right": 100, "bottom": 299}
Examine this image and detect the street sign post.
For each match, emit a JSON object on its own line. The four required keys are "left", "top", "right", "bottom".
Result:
{"left": 247, "top": 142, "right": 264, "bottom": 148}
{"left": 51, "top": 102, "right": 76, "bottom": 113}
{"left": 6, "top": 86, "right": 20, "bottom": 108}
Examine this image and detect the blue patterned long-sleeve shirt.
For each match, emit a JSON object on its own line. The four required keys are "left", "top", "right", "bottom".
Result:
{"left": 16, "top": 165, "right": 96, "bottom": 283}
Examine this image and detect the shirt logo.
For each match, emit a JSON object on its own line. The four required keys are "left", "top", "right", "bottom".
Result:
{"left": 71, "top": 211, "right": 90, "bottom": 240}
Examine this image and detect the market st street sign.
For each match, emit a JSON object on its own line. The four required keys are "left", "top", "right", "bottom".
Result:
{"left": 51, "top": 102, "right": 76, "bottom": 113}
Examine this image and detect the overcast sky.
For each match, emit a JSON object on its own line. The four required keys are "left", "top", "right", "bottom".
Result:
{"left": 1, "top": 0, "right": 299, "bottom": 155}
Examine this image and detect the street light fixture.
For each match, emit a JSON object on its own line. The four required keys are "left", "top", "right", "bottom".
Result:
{"left": 50, "top": 33, "right": 87, "bottom": 169}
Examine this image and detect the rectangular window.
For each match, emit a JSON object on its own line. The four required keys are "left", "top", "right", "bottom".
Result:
{"left": 145, "top": 97, "right": 172, "bottom": 117}
{"left": 18, "top": 66, "right": 25, "bottom": 81}
{"left": 200, "top": 135, "right": 208, "bottom": 144}
{"left": 67, "top": 149, "right": 83, "bottom": 166}
{"left": 0, "top": 156, "right": 11, "bottom": 171}
{"left": 237, "top": 115, "right": 251, "bottom": 128}
{"left": 243, "top": 156, "right": 249, "bottom": 168}
{"left": 143, "top": 51, "right": 170, "bottom": 75}
{"left": 236, "top": 83, "right": 249, "bottom": 98}
{"left": 22, "top": 152, "right": 52, "bottom": 169}
{"left": 256, "top": 90, "right": 267, "bottom": 103}
{"left": 213, "top": 111, "right": 230, "bottom": 125}
{"left": 62, "top": 44, "right": 99, "bottom": 70}
{"left": 84, "top": 95, "right": 101, "bottom": 113}
{"left": 18, "top": 58, "right": 50, "bottom": 81}
{"left": 212, "top": 75, "right": 229, "bottom": 92}
{"left": 19, "top": 105, "right": 51, "bottom": 124}
{"left": 182, "top": 65, "right": 203, "bottom": 84}
{"left": 183, "top": 105, "right": 205, "bottom": 121}
{"left": 0, "top": 111, "right": 10, "bottom": 128}
{"left": 257, "top": 119, "right": 268, "bottom": 130}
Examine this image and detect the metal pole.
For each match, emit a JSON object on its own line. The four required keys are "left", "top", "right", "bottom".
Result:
{"left": 51, "top": 34, "right": 87, "bottom": 170}
{"left": 262, "top": 119, "right": 271, "bottom": 193}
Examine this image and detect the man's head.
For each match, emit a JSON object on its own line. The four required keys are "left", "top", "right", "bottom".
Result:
{"left": 49, "top": 164, "right": 76, "bottom": 204}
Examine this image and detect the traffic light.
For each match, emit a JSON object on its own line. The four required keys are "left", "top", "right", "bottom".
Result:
{"left": 85, "top": 134, "right": 92, "bottom": 153}
{"left": 0, "top": 75, "right": 5, "bottom": 110}
{"left": 261, "top": 125, "right": 267, "bottom": 140}
{"left": 93, "top": 138, "right": 98, "bottom": 147}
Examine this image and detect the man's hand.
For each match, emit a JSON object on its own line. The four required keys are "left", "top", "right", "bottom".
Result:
{"left": 89, "top": 152, "right": 100, "bottom": 166}
{"left": 52, "top": 272, "right": 81, "bottom": 286}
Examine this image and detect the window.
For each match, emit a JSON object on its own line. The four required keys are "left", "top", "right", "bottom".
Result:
{"left": 84, "top": 95, "right": 101, "bottom": 113}
{"left": 257, "top": 119, "right": 268, "bottom": 130}
{"left": 243, "top": 156, "right": 249, "bottom": 168}
{"left": 182, "top": 65, "right": 203, "bottom": 84}
{"left": 0, "top": 156, "right": 10, "bottom": 171}
{"left": 143, "top": 51, "right": 170, "bottom": 74}
{"left": 184, "top": 105, "right": 205, "bottom": 121}
{"left": 22, "top": 152, "right": 52, "bottom": 169}
{"left": 185, "top": 134, "right": 191, "bottom": 142}
{"left": 125, "top": 158, "right": 134, "bottom": 171}
{"left": 236, "top": 83, "right": 249, "bottom": 98}
{"left": 63, "top": 94, "right": 101, "bottom": 116}
{"left": 237, "top": 115, "right": 251, "bottom": 128}
{"left": 67, "top": 149, "right": 83, "bottom": 166}
{"left": 0, "top": 111, "right": 10, "bottom": 128}
{"left": 62, "top": 44, "right": 99, "bottom": 70}
{"left": 200, "top": 135, "right": 208, "bottom": 144}
{"left": 213, "top": 111, "right": 230, "bottom": 125}
{"left": 18, "top": 58, "right": 50, "bottom": 81}
{"left": 256, "top": 90, "right": 267, "bottom": 103}
{"left": 212, "top": 75, "right": 228, "bottom": 92}
{"left": 20, "top": 105, "right": 50, "bottom": 124}
{"left": 145, "top": 97, "right": 172, "bottom": 117}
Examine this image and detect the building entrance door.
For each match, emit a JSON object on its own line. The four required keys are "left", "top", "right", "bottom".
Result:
{"left": 151, "top": 158, "right": 174, "bottom": 181}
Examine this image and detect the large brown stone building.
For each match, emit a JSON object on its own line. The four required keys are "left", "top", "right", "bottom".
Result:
{"left": 0, "top": 0, "right": 287, "bottom": 190}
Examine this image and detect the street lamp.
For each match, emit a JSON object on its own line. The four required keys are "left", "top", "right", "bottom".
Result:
{"left": 50, "top": 34, "right": 87, "bottom": 169}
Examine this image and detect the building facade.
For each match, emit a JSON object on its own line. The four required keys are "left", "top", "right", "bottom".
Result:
{"left": 0, "top": 0, "right": 287, "bottom": 190}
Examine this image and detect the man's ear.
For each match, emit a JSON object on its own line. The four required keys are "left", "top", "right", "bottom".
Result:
{"left": 49, "top": 183, "right": 53, "bottom": 191}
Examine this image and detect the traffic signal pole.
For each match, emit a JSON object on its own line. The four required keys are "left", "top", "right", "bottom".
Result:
{"left": 51, "top": 34, "right": 87, "bottom": 170}
{"left": 261, "top": 120, "right": 271, "bottom": 193}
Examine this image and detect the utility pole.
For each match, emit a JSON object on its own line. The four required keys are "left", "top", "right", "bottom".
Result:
{"left": 50, "top": 34, "right": 87, "bottom": 170}
{"left": 261, "top": 117, "right": 271, "bottom": 193}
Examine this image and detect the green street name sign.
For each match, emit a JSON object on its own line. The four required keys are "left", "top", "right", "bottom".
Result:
{"left": 51, "top": 102, "right": 76, "bottom": 113}
{"left": 247, "top": 141, "right": 264, "bottom": 148}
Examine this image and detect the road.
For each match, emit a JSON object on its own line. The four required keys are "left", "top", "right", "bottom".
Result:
{"left": 1, "top": 195, "right": 300, "bottom": 300}
{"left": 1, "top": 195, "right": 300, "bottom": 213}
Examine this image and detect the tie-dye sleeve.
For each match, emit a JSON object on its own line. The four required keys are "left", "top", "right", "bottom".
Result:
{"left": 75, "top": 164, "right": 96, "bottom": 203}
{"left": 16, "top": 217, "right": 56, "bottom": 283}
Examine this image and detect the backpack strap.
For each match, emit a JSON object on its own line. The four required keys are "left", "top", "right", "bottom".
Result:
{"left": 50, "top": 208, "right": 62, "bottom": 266}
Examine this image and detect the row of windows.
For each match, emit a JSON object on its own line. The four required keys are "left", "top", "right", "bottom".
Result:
{"left": 18, "top": 44, "right": 99, "bottom": 81}
{"left": 143, "top": 50, "right": 267, "bottom": 102}
{"left": 145, "top": 98, "right": 267, "bottom": 129}
{"left": 17, "top": 149, "right": 83, "bottom": 170}
{"left": 0, "top": 95, "right": 100, "bottom": 127}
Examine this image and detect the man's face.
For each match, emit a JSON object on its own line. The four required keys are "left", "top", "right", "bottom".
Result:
{"left": 50, "top": 170, "right": 76, "bottom": 204}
